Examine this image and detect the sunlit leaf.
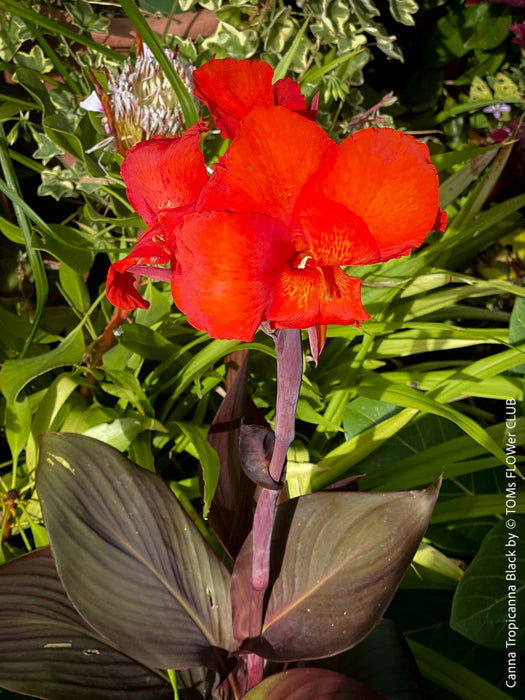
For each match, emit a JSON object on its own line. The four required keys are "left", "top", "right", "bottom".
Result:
{"left": 0, "top": 326, "right": 85, "bottom": 405}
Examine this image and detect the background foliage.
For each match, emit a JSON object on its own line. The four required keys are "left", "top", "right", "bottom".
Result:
{"left": 0, "top": 0, "right": 524, "bottom": 698}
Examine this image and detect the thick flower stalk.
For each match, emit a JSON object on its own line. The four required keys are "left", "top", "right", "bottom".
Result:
{"left": 81, "top": 38, "right": 198, "bottom": 154}
{"left": 106, "top": 58, "right": 446, "bottom": 341}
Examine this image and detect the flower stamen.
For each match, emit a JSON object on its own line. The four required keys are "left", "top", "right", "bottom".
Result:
{"left": 292, "top": 250, "right": 316, "bottom": 270}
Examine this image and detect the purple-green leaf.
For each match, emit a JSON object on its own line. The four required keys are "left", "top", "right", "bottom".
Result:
{"left": 0, "top": 547, "right": 172, "bottom": 700}
{"left": 243, "top": 667, "right": 386, "bottom": 699}
{"left": 233, "top": 481, "right": 440, "bottom": 661}
{"left": 36, "top": 432, "right": 234, "bottom": 672}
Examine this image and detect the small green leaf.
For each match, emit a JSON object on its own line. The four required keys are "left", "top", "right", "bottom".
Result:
{"left": 82, "top": 416, "right": 166, "bottom": 452}
{"left": 25, "top": 373, "right": 79, "bottom": 471}
{"left": 58, "top": 263, "right": 90, "bottom": 315}
{"left": 0, "top": 326, "right": 85, "bottom": 405}
{"left": 493, "top": 72, "right": 520, "bottom": 101}
{"left": 469, "top": 76, "right": 493, "bottom": 102}
{"left": 65, "top": 0, "right": 110, "bottom": 33}
{"left": 102, "top": 368, "right": 154, "bottom": 416}
{"left": 174, "top": 421, "right": 220, "bottom": 519}
{"left": 388, "top": 0, "right": 418, "bottom": 26}
{"left": 12, "top": 66, "right": 53, "bottom": 114}
{"left": 4, "top": 394, "right": 31, "bottom": 466}
{"left": 465, "top": 9, "right": 510, "bottom": 50}
{"left": 202, "top": 22, "right": 258, "bottom": 60}
{"left": 14, "top": 44, "right": 54, "bottom": 73}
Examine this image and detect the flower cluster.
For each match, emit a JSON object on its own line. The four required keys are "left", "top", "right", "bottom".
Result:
{"left": 106, "top": 58, "right": 446, "bottom": 341}
{"left": 81, "top": 38, "right": 197, "bottom": 154}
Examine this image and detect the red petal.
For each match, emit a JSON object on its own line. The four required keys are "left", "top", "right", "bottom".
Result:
{"left": 172, "top": 212, "right": 291, "bottom": 340}
{"left": 121, "top": 121, "right": 207, "bottom": 225}
{"left": 198, "top": 107, "right": 337, "bottom": 225}
{"left": 433, "top": 208, "right": 448, "bottom": 232}
{"left": 317, "top": 128, "right": 441, "bottom": 260}
{"left": 272, "top": 78, "right": 306, "bottom": 112}
{"left": 292, "top": 193, "right": 380, "bottom": 266}
{"left": 106, "top": 267, "right": 149, "bottom": 311}
{"left": 194, "top": 59, "right": 275, "bottom": 139}
{"left": 268, "top": 267, "right": 369, "bottom": 329}
{"left": 106, "top": 223, "right": 169, "bottom": 310}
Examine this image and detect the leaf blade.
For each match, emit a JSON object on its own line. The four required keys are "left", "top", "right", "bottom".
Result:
{"left": 37, "top": 433, "right": 234, "bottom": 671}
{"left": 234, "top": 482, "right": 440, "bottom": 661}
{"left": 0, "top": 547, "right": 172, "bottom": 700}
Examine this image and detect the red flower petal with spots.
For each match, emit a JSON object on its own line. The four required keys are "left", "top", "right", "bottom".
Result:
{"left": 172, "top": 211, "right": 291, "bottom": 341}
{"left": 291, "top": 194, "right": 380, "bottom": 266}
{"left": 268, "top": 267, "right": 369, "bottom": 330}
{"left": 193, "top": 59, "right": 307, "bottom": 139}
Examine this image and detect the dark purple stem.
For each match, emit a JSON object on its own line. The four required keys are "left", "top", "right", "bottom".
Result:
{"left": 246, "top": 328, "right": 303, "bottom": 689}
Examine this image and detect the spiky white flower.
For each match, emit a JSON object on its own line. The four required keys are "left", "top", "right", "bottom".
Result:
{"left": 81, "top": 42, "right": 198, "bottom": 153}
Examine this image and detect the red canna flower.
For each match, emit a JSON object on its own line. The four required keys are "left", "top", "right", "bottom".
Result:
{"left": 193, "top": 58, "right": 317, "bottom": 139}
{"left": 106, "top": 60, "right": 446, "bottom": 343}
{"left": 170, "top": 106, "right": 446, "bottom": 341}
